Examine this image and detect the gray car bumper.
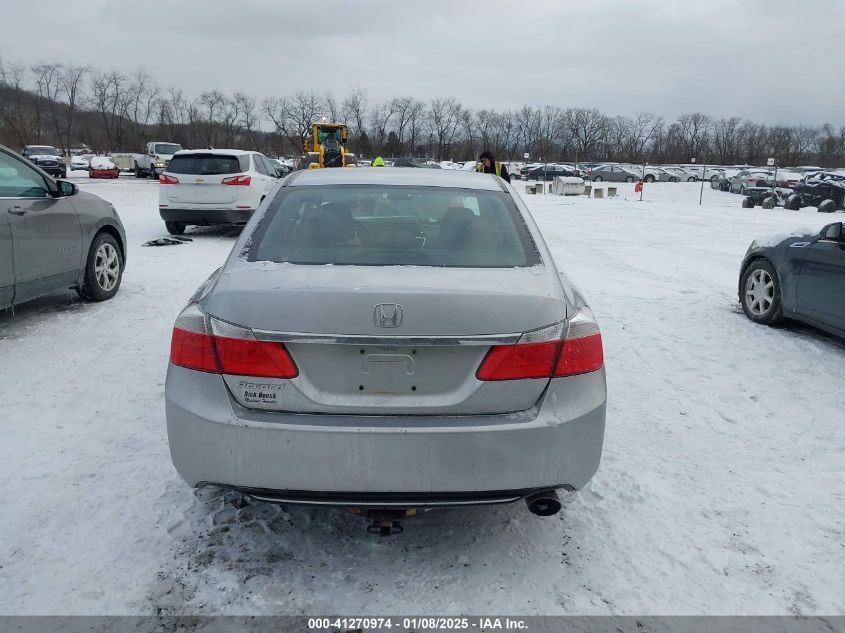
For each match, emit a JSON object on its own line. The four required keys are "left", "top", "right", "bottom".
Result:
{"left": 159, "top": 208, "right": 255, "bottom": 225}
{"left": 165, "top": 364, "right": 606, "bottom": 504}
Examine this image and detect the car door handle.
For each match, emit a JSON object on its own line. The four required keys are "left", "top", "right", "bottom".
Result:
{"left": 7, "top": 206, "right": 27, "bottom": 215}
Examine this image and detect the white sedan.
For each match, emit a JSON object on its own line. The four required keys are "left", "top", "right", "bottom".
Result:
{"left": 158, "top": 149, "right": 282, "bottom": 235}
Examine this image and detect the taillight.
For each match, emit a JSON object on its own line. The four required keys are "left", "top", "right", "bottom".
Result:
{"left": 477, "top": 308, "right": 603, "bottom": 381}
{"left": 170, "top": 303, "right": 217, "bottom": 372}
{"left": 169, "top": 304, "right": 298, "bottom": 378}
{"left": 160, "top": 174, "right": 179, "bottom": 184}
{"left": 222, "top": 174, "right": 251, "bottom": 186}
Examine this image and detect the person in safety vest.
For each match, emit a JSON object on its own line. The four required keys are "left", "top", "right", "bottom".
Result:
{"left": 371, "top": 156, "right": 385, "bottom": 167}
{"left": 476, "top": 150, "right": 510, "bottom": 182}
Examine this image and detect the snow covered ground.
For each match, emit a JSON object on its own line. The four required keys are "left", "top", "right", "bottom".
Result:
{"left": 0, "top": 175, "right": 843, "bottom": 616}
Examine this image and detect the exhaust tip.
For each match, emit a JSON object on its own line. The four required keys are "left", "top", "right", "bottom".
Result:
{"left": 525, "top": 490, "right": 562, "bottom": 516}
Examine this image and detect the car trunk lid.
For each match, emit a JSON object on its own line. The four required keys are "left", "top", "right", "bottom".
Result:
{"left": 207, "top": 262, "right": 567, "bottom": 415}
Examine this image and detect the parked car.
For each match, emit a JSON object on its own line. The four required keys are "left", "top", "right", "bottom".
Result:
{"left": 661, "top": 166, "right": 698, "bottom": 182}
{"left": 739, "top": 222, "right": 845, "bottom": 338}
{"left": 158, "top": 149, "right": 282, "bottom": 235}
{"left": 390, "top": 157, "right": 441, "bottom": 168}
{"left": 88, "top": 156, "right": 120, "bottom": 179}
{"left": 268, "top": 158, "right": 292, "bottom": 178}
{"left": 165, "top": 168, "right": 607, "bottom": 527}
{"left": 589, "top": 164, "right": 639, "bottom": 182}
{"left": 785, "top": 172, "right": 845, "bottom": 212}
{"left": 0, "top": 144, "right": 126, "bottom": 310}
{"left": 70, "top": 155, "right": 90, "bottom": 171}
{"left": 681, "top": 165, "right": 725, "bottom": 182}
{"left": 653, "top": 167, "right": 680, "bottom": 183}
{"left": 20, "top": 145, "right": 66, "bottom": 179}
{"left": 524, "top": 164, "right": 578, "bottom": 181}
{"left": 730, "top": 169, "right": 775, "bottom": 194}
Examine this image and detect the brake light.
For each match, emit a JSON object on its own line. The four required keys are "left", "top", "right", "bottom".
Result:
{"left": 214, "top": 335, "right": 298, "bottom": 378}
{"left": 159, "top": 174, "right": 179, "bottom": 184}
{"left": 222, "top": 174, "right": 251, "bottom": 186}
{"left": 477, "top": 308, "right": 603, "bottom": 381}
{"left": 476, "top": 340, "right": 561, "bottom": 380}
{"left": 169, "top": 303, "right": 298, "bottom": 378}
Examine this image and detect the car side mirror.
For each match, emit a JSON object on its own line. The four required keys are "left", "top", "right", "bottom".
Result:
{"left": 822, "top": 223, "right": 843, "bottom": 240}
{"left": 54, "top": 179, "right": 78, "bottom": 198}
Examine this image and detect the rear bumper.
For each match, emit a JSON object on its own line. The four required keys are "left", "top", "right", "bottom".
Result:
{"left": 165, "top": 364, "right": 607, "bottom": 503}
{"left": 159, "top": 208, "right": 255, "bottom": 225}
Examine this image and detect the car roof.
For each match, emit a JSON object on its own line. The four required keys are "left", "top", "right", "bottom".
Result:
{"left": 172, "top": 148, "right": 253, "bottom": 156}
{"left": 286, "top": 167, "right": 504, "bottom": 190}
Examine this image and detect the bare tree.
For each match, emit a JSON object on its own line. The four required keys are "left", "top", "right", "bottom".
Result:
{"left": 428, "top": 98, "right": 462, "bottom": 160}
{"left": 0, "top": 60, "right": 30, "bottom": 147}
{"left": 60, "top": 65, "right": 89, "bottom": 152}
{"left": 712, "top": 117, "right": 742, "bottom": 165}
{"left": 673, "top": 112, "right": 712, "bottom": 160}
{"left": 564, "top": 108, "right": 607, "bottom": 161}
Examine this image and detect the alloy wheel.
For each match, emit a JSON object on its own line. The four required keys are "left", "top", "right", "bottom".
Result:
{"left": 744, "top": 268, "right": 774, "bottom": 316}
{"left": 94, "top": 243, "right": 120, "bottom": 291}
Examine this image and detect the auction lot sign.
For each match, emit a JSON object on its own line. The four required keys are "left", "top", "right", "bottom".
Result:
{"left": 2, "top": 617, "right": 844, "bottom": 633}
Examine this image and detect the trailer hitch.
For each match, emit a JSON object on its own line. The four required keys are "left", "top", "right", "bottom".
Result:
{"left": 367, "top": 520, "right": 404, "bottom": 536}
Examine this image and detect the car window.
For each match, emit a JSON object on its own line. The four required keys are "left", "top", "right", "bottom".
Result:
{"left": 247, "top": 185, "right": 541, "bottom": 268}
{"left": 0, "top": 152, "right": 49, "bottom": 198}
{"left": 260, "top": 156, "right": 277, "bottom": 175}
{"left": 166, "top": 154, "right": 246, "bottom": 175}
{"left": 252, "top": 155, "right": 268, "bottom": 175}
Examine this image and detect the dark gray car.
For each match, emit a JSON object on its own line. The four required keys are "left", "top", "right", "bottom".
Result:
{"left": 739, "top": 222, "right": 845, "bottom": 338}
{"left": 1, "top": 144, "right": 126, "bottom": 310}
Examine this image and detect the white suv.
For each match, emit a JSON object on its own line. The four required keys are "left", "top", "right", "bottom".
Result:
{"left": 158, "top": 149, "right": 281, "bottom": 235}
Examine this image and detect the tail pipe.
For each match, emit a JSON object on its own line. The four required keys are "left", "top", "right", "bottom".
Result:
{"left": 525, "top": 489, "right": 562, "bottom": 516}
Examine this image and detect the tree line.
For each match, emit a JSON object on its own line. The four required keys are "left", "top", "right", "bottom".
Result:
{"left": 2, "top": 57, "right": 844, "bottom": 167}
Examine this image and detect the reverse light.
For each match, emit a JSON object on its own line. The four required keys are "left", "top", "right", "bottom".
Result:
{"left": 170, "top": 304, "right": 298, "bottom": 378}
{"left": 222, "top": 174, "right": 251, "bottom": 186}
{"left": 476, "top": 308, "right": 603, "bottom": 381}
{"left": 159, "top": 174, "right": 179, "bottom": 184}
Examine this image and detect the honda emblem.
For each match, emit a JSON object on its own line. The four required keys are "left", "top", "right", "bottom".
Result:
{"left": 374, "top": 303, "right": 404, "bottom": 328}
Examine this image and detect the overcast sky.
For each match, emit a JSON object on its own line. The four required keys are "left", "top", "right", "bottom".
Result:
{"left": 2, "top": 0, "right": 843, "bottom": 125}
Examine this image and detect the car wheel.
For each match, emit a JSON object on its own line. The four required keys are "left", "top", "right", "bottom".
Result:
{"left": 150, "top": 167, "right": 158, "bottom": 180}
{"left": 687, "top": 176, "right": 697, "bottom": 182}
{"left": 625, "top": 176, "right": 635, "bottom": 183}
{"left": 134, "top": 164, "right": 143, "bottom": 178}
{"left": 593, "top": 176, "right": 603, "bottom": 182}
{"left": 644, "top": 175, "right": 655, "bottom": 183}
{"left": 79, "top": 233, "right": 123, "bottom": 302}
{"left": 761, "top": 196, "right": 776, "bottom": 209}
{"left": 740, "top": 260, "right": 782, "bottom": 325}
{"left": 670, "top": 177, "right": 678, "bottom": 183}
{"left": 165, "top": 221, "right": 187, "bottom": 235}
{"left": 818, "top": 199, "right": 837, "bottom": 213}
{"left": 785, "top": 194, "right": 801, "bottom": 211}
{"left": 742, "top": 196, "right": 755, "bottom": 208}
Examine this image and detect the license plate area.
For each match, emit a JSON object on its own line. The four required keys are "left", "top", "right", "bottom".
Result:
{"left": 360, "top": 347, "right": 417, "bottom": 395}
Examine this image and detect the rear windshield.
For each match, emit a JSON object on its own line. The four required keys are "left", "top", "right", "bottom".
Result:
{"left": 166, "top": 154, "right": 248, "bottom": 175}
{"left": 246, "top": 185, "right": 540, "bottom": 268}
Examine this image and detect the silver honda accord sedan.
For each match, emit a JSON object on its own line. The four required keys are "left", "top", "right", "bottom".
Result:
{"left": 165, "top": 167, "right": 606, "bottom": 526}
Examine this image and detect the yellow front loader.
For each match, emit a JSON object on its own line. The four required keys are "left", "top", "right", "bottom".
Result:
{"left": 303, "top": 122, "right": 353, "bottom": 168}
